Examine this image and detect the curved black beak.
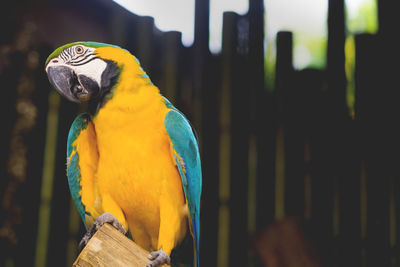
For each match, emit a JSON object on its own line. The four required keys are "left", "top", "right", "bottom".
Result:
{"left": 46, "top": 66, "right": 80, "bottom": 103}
{"left": 46, "top": 66, "right": 100, "bottom": 103}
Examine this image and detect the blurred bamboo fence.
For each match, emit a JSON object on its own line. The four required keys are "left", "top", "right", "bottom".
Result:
{"left": 0, "top": 0, "right": 399, "bottom": 266}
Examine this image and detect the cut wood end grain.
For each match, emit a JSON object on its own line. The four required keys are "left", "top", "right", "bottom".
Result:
{"left": 73, "top": 223, "right": 169, "bottom": 267}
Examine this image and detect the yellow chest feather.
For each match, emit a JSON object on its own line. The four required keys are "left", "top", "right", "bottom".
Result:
{"left": 80, "top": 92, "right": 186, "bottom": 249}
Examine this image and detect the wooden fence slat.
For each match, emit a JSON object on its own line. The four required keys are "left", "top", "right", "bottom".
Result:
{"left": 200, "top": 55, "right": 221, "bottom": 267}
{"left": 254, "top": 93, "right": 276, "bottom": 230}
{"left": 217, "top": 12, "right": 237, "bottom": 267}
{"left": 327, "top": 0, "right": 347, "bottom": 114}
{"left": 160, "top": 31, "right": 181, "bottom": 102}
{"left": 197, "top": 1, "right": 216, "bottom": 264}
{"left": 246, "top": 3, "right": 267, "bottom": 267}
{"left": 274, "top": 31, "right": 293, "bottom": 220}
{"left": 337, "top": 120, "right": 362, "bottom": 267}
{"left": 327, "top": 1, "right": 364, "bottom": 266}
{"left": 136, "top": 16, "right": 155, "bottom": 77}
{"left": 275, "top": 31, "right": 307, "bottom": 218}
{"left": 229, "top": 14, "right": 251, "bottom": 267}
{"left": 192, "top": 0, "right": 210, "bottom": 140}
{"left": 355, "top": 33, "right": 391, "bottom": 267}
{"left": 300, "top": 69, "right": 334, "bottom": 267}
{"left": 376, "top": 4, "right": 400, "bottom": 264}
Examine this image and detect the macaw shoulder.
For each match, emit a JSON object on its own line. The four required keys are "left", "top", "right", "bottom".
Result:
{"left": 163, "top": 99, "right": 199, "bottom": 165}
{"left": 67, "top": 114, "right": 91, "bottom": 156}
{"left": 67, "top": 114, "right": 98, "bottom": 167}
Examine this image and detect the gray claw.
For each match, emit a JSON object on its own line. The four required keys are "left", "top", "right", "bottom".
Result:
{"left": 77, "top": 212, "right": 127, "bottom": 253}
{"left": 146, "top": 249, "right": 170, "bottom": 267}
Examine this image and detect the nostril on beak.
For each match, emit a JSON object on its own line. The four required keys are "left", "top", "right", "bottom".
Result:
{"left": 52, "top": 59, "right": 59, "bottom": 63}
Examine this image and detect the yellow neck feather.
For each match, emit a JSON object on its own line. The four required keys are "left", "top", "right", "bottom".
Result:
{"left": 94, "top": 46, "right": 162, "bottom": 112}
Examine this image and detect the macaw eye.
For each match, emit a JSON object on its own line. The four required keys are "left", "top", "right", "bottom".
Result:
{"left": 75, "top": 46, "right": 84, "bottom": 54}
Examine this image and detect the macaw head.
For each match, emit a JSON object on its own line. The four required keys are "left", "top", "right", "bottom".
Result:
{"left": 45, "top": 41, "right": 146, "bottom": 105}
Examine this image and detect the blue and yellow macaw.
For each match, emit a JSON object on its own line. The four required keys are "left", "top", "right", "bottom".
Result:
{"left": 45, "top": 42, "right": 201, "bottom": 267}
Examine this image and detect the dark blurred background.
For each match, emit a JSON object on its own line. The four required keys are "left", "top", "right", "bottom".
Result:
{"left": 0, "top": 0, "right": 399, "bottom": 266}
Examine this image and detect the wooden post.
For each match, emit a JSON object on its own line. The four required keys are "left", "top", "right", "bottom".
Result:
{"left": 193, "top": 0, "right": 210, "bottom": 135}
{"left": 199, "top": 40, "right": 221, "bottom": 267}
{"left": 217, "top": 12, "right": 237, "bottom": 267}
{"left": 355, "top": 33, "right": 391, "bottom": 267}
{"left": 136, "top": 16, "right": 155, "bottom": 76}
{"left": 275, "top": 31, "right": 294, "bottom": 219}
{"left": 160, "top": 31, "right": 182, "bottom": 102}
{"left": 228, "top": 13, "right": 250, "bottom": 267}
{"left": 73, "top": 224, "right": 168, "bottom": 267}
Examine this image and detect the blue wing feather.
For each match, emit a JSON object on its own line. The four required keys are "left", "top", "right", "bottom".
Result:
{"left": 67, "top": 113, "right": 91, "bottom": 228}
{"left": 164, "top": 98, "right": 202, "bottom": 267}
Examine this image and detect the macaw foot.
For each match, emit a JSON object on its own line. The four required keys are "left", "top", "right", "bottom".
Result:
{"left": 77, "top": 212, "right": 127, "bottom": 253}
{"left": 146, "top": 249, "right": 171, "bottom": 267}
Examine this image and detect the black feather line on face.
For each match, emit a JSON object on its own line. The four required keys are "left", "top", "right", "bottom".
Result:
{"left": 70, "top": 53, "right": 93, "bottom": 65}
{"left": 70, "top": 56, "right": 98, "bottom": 66}
{"left": 88, "top": 60, "right": 120, "bottom": 114}
{"left": 60, "top": 52, "right": 68, "bottom": 61}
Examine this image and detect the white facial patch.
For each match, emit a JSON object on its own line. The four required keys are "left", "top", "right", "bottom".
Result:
{"left": 46, "top": 45, "right": 107, "bottom": 88}
{"left": 73, "top": 58, "right": 107, "bottom": 87}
